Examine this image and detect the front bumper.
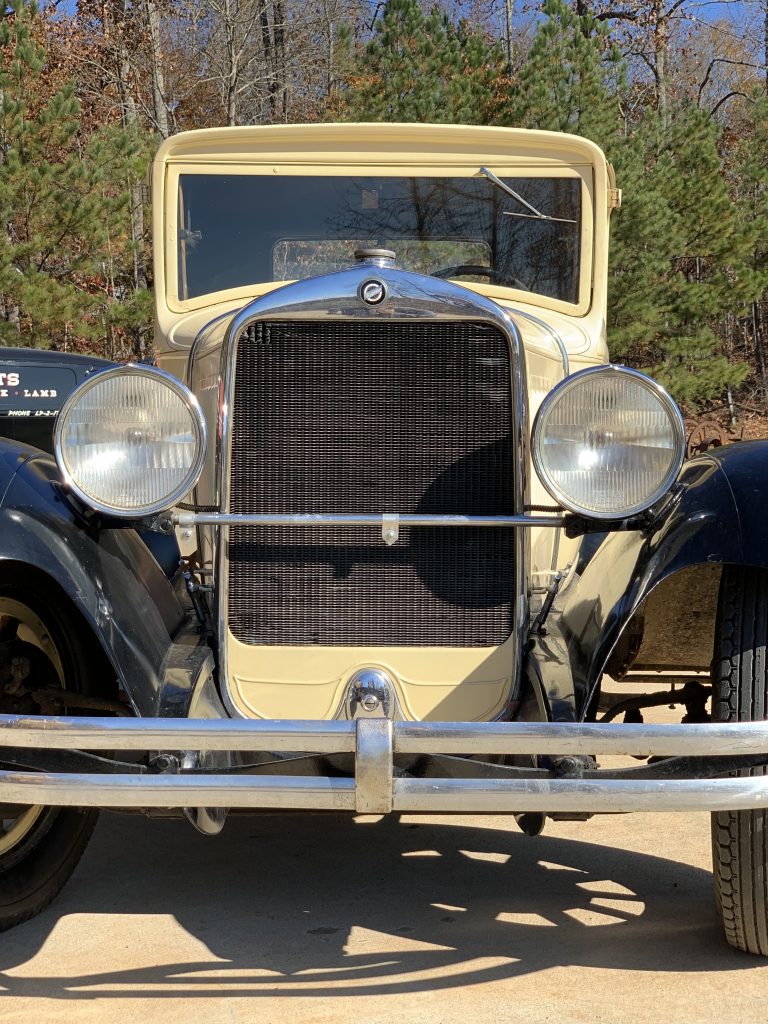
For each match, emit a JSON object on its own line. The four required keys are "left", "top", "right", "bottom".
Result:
{"left": 1, "top": 715, "right": 768, "bottom": 815}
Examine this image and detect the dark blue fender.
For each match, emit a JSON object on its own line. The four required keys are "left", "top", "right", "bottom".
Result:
{"left": 558, "top": 440, "right": 768, "bottom": 717}
{"left": 0, "top": 440, "right": 199, "bottom": 716}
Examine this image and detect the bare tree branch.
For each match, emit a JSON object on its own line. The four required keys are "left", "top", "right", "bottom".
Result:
{"left": 710, "top": 89, "right": 751, "bottom": 115}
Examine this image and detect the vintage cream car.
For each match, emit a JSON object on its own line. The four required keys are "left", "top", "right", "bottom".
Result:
{"left": 1, "top": 123, "right": 768, "bottom": 954}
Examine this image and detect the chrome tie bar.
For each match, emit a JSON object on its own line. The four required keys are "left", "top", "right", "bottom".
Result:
{"left": 173, "top": 512, "right": 566, "bottom": 529}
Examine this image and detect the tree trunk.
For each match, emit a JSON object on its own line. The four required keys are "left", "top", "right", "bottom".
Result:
{"left": 755, "top": 299, "right": 768, "bottom": 411}
{"left": 273, "top": 0, "right": 287, "bottom": 119}
{"left": 0, "top": 297, "right": 21, "bottom": 334}
{"left": 653, "top": 5, "right": 670, "bottom": 128}
{"left": 325, "top": 0, "right": 335, "bottom": 99}
{"left": 260, "top": 2, "right": 277, "bottom": 119}
{"left": 503, "top": 0, "right": 513, "bottom": 73}
{"left": 224, "top": 0, "right": 239, "bottom": 125}
{"left": 145, "top": 0, "right": 170, "bottom": 137}
{"left": 111, "top": 1, "right": 148, "bottom": 293}
{"left": 0, "top": 84, "right": 21, "bottom": 337}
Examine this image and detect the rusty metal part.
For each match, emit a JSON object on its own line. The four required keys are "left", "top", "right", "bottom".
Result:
{"left": 599, "top": 680, "right": 711, "bottom": 724}
{"left": 30, "top": 689, "right": 134, "bottom": 717}
{"left": 685, "top": 419, "right": 725, "bottom": 459}
{"left": 2, "top": 687, "right": 132, "bottom": 719}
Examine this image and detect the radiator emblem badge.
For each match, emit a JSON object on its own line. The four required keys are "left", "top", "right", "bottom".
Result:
{"left": 360, "top": 280, "right": 386, "bottom": 305}
{"left": 347, "top": 668, "right": 395, "bottom": 719}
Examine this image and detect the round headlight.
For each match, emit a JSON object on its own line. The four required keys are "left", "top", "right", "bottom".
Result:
{"left": 54, "top": 365, "right": 206, "bottom": 517}
{"left": 532, "top": 365, "right": 684, "bottom": 519}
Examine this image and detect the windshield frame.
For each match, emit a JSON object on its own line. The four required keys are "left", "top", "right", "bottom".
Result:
{"left": 163, "top": 162, "right": 595, "bottom": 318}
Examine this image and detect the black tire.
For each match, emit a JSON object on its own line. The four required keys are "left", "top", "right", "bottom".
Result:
{"left": 0, "top": 807, "right": 97, "bottom": 932}
{"left": 0, "top": 579, "right": 101, "bottom": 932}
{"left": 711, "top": 565, "right": 768, "bottom": 955}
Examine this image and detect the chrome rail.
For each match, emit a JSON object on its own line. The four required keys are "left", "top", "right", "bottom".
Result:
{"left": 174, "top": 512, "right": 566, "bottom": 528}
{"left": 2, "top": 715, "right": 768, "bottom": 814}
{"left": 0, "top": 716, "right": 356, "bottom": 753}
{"left": 392, "top": 777, "right": 768, "bottom": 814}
{"left": 393, "top": 720, "right": 768, "bottom": 757}
{"left": 4, "top": 716, "right": 768, "bottom": 757}
{"left": 0, "top": 772, "right": 357, "bottom": 811}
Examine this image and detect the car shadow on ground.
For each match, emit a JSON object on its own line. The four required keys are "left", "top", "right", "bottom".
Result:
{"left": 0, "top": 811, "right": 757, "bottom": 999}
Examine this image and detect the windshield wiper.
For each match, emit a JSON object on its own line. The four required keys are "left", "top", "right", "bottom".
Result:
{"left": 479, "top": 167, "right": 578, "bottom": 224}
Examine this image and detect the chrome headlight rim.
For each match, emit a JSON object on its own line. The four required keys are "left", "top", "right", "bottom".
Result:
{"left": 531, "top": 364, "right": 685, "bottom": 521}
{"left": 54, "top": 363, "right": 207, "bottom": 519}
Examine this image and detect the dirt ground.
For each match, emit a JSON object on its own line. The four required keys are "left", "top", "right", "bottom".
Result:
{"left": 0, "top": 804, "right": 767, "bottom": 1024}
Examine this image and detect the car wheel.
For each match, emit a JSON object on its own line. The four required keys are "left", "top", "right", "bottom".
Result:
{"left": 711, "top": 565, "right": 768, "bottom": 955}
{"left": 0, "top": 581, "right": 100, "bottom": 932}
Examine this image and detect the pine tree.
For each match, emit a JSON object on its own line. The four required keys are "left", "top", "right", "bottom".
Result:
{"left": 731, "top": 92, "right": 768, "bottom": 408}
{"left": 609, "top": 108, "right": 755, "bottom": 406}
{"left": 0, "top": 0, "right": 152, "bottom": 354}
{"left": 506, "top": 0, "right": 755, "bottom": 407}
{"left": 344, "top": 0, "right": 504, "bottom": 124}
{"left": 604, "top": 127, "right": 672, "bottom": 367}
{"left": 504, "top": 0, "right": 623, "bottom": 149}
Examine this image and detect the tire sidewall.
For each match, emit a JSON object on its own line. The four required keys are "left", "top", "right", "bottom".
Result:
{"left": 0, "top": 578, "right": 101, "bottom": 931}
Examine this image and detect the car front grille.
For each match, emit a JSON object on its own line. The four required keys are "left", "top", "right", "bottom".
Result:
{"left": 228, "top": 319, "right": 516, "bottom": 647}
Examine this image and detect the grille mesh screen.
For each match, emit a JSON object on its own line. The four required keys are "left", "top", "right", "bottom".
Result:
{"left": 228, "top": 319, "right": 515, "bottom": 646}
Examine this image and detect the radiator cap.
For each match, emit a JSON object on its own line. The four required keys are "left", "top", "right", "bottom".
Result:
{"left": 354, "top": 247, "right": 396, "bottom": 264}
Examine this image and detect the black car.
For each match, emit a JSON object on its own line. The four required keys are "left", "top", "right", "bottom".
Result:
{"left": 0, "top": 348, "right": 115, "bottom": 454}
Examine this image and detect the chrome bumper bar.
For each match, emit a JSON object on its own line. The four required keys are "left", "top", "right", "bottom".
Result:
{"left": 1, "top": 715, "right": 768, "bottom": 814}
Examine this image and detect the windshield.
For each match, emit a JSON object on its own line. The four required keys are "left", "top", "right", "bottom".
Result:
{"left": 176, "top": 174, "right": 583, "bottom": 304}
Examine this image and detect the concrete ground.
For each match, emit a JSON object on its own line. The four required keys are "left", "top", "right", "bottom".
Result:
{"left": 1, "top": 805, "right": 767, "bottom": 1023}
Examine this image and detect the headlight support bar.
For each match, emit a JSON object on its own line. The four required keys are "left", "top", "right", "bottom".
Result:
{"left": 171, "top": 511, "right": 567, "bottom": 544}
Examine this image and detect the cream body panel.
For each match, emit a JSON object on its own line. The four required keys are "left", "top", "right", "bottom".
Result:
{"left": 158, "top": 289, "right": 607, "bottom": 362}
{"left": 161, "top": 161, "right": 594, "bottom": 321}
{"left": 227, "top": 638, "right": 516, "bottom": 721}
{"left": 185, "top": 340, "right": 226, "bottom": 574}
{"left": 155, "top": 122, "right": 608, "bottom": 167}
{"left": 152, "top": 122, "right": 613, "bottom": 341}
{"left": 510, "top": 308, "right": 608, "bottom": 579}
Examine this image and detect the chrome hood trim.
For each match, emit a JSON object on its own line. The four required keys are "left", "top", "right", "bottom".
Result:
{"left": 225, "top": 262, "right": 530, "bottom": 332}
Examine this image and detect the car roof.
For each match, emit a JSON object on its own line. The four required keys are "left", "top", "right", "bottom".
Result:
{"left": 0, "top": 347, "right": 115, "bottom": 370}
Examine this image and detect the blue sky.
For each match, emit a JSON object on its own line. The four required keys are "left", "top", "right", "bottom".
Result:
{"left": 49, "top": 0, "right": 765, "bottom": 61}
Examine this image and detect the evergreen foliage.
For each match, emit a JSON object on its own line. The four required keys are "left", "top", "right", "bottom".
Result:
{"left": 505, "top": 0, "right": 756, "bottom": 405}
{"left": 735, "top": 92, "right": 768, "bottom": 294}
{"left": 345, "top": 0, "right": 504, "bottom": 124}
{"left": 504, "top": 0, "right": 623, "bottom": 148}
{"left": 0, "top": 0, "right": 152, "bottom": 353}
{"left": 0, "top": 0, "right": 764, "bottom": 411}
{"left": 341, "top": 0, "right": 766, "bottom": 406}
{"left": 610, "top": 108, "right": 753, "bottom": 404}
